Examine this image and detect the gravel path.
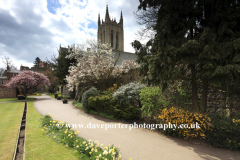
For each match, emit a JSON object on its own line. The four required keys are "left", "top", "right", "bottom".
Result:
{"left": 33, "top": 94, "right": 240, "bottom": 160}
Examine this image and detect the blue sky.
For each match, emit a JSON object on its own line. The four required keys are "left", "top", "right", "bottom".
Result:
{"left": 0, "top": 0, "right": 149, "bottom": 69}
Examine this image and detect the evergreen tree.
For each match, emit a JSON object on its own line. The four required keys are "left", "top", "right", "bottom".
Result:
{"left": 47, "top": 46, "right": 76, "bottom": 86}
{"left": 133, "top": 0, "right": 240, "bottom": 113}
{"left": 33, "top": 57, "right": 41, "bottom": 67}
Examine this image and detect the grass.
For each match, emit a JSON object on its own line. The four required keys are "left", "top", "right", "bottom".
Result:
{"left": 0, "top": 102, "right": 25, "bottom": 160}
{"left": 40, "top": 114, "right": 122, "bottom": 160}
{"left": 47, "top": 93, "right": 67, "bottom": 99}
{"left": 28, "top": 92, "right": 43, "bottom": 96}
{"left": 25, "top": 102, "right": 80, "bottom": 160}
{"left": 0, "top": 97, "right": 35, "bottom": 102}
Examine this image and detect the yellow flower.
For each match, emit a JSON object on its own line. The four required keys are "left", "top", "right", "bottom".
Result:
{"left": 42, "top": 129, "right": 44, "bottom": 131}
{"left": 89, "top": 152, "right": 92, "bottom": 154}
{"left": 53, "top": 136, "right": 56, "bottom": 138}
{"left": 66, "top": 145, "right": 68, "bottom": 147}
{"left": 76, "top": 140, "right": 78, "bottom": 142}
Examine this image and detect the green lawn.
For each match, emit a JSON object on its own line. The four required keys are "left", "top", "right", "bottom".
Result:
{"left": 28, "top": 92, "right": 43, "bottom": 96}
{"left": 0, "top": 102, "right": 25, "bottom": 160}
{"left": 0, "top": 97, "right": 35, "bottom": 102}
{"left": 47, "top": 93, "right": 68, "bottom": 98}
{"left": 25, "top": 102, "right": 80, "bottom": 160}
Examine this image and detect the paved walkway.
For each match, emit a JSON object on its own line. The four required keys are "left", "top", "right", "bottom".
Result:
{"left": 33, "top": 94, "right": 240, "bottom": 160}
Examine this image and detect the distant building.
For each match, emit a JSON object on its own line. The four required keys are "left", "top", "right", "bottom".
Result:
{"left": 0, "top": 61, "right": 51, "bottom": 98}
{"left": 0, "top": 65, "right": 21, "bottom": 98}
{"left": 58, "top": 5, "right": 138, "bottom": 96}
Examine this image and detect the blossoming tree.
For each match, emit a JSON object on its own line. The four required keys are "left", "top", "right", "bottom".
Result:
{"left": 65, "top": 39, "right": 139, "bottom": 91}
{"left": 5, "top": 71, "right": 50, "bottom": 97}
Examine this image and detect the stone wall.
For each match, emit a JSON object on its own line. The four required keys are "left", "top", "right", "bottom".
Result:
{"left": 0, "top": 86, "right": 16, "bottom": 98}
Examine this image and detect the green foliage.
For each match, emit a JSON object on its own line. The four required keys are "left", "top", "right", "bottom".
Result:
{"left": 205, "top": 114, "right": 240, "bottom": 150}
{"left": 89, "top": 110, "right": 115, "bottom": 120}
{"left": 139, "top": 86, "right": 172, "bottom": 119}
{"left": 34, "top": 57, "right": 41, "bottom": 67}
{"left": 77, "top": 87, "right": 89, "bottom": 102}
{"left": 47, "top": 48, "right": 76, "bottom": 85}
{"left": 81, "top": 87, "right": 99, "bottom": 112}
{"left": 112, "top": 82, "right": 145, "bottom": 107}
{"left": 88, "top": 94, "right": 141, "bottom": 120}
{"left": 40, "top": 114, "right": 123, "bottom": 159}
{"left": 164, "top": 81, "right": 191, "bottom": 109}
{"left": 109, "top": 104, "right": 141, "bottom": 120}
{"left": 88, "top": 95, "right": 113, "bottom": 113}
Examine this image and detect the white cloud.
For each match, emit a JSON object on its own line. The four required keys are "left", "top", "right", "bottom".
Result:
{"left": 0, "top": 0, "right": 151, "bottom": 69}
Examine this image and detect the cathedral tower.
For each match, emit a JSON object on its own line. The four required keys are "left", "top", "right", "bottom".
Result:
{"left": 97, "top": 5, "right": 124, "bottom": 52}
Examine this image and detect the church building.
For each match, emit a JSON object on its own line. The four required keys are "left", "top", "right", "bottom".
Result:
{"left": 97, "top": 5, "right": 137, "bottom": 65}
{"left": 98, "top": 5, "right": 124, "bottom": 52}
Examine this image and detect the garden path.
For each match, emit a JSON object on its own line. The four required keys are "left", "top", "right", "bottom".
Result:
{"left": 33, "top": 94, "right": 240, "bottom": 160}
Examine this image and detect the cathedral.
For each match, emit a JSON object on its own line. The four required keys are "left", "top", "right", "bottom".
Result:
{"left": 98, "top": 5, "right": 124, "bottom": 52}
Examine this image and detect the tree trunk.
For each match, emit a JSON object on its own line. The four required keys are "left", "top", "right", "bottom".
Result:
{"left": 190, "top": 64, "right": 199, "bottom": 112}
{"left": 201, "top": 77, "right": 208, "bottom": 113}
{"left": 24, "top": 86, "right": 27, "bottom": 98}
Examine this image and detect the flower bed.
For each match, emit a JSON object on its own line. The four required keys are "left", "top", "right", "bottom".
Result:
{"left": 41, "top": 114, "right": 124, "bottom": 160}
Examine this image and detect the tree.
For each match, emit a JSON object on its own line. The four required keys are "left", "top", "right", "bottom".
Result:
{"left": 2, "top": 56, "right": 17, "bottom": 70}
{"left": 133, "top": 4, "right": 159, "bottom": 40}
{"left": 132, "top": 0, "right": 240, "bottom": 113}
{"left": 5, "top": 71, "right": 50, "bottom": 97}
{"left": 33, "top": 57, "right": 41, "bottom": 67}
{"left": 65, "top": 39, "right": 139, "bottom": 91}
{"left": 0, "top": 68, "right": 4, "bottom": 76}
{"left": 44, "top": 70, "right": 59, "bottom": 93}
{"left": 47, "top": 46, "right": 76, "bottom": 86}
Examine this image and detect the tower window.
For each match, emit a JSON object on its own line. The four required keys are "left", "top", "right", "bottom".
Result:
{"left": 111, "top": 31, "right": 113, "bottom": 47}
{"left": 116, "top": 34, "right": 118, "bottom": 50}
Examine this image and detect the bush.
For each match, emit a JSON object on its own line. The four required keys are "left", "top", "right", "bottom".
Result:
{"left": 88, "top": 94, "right": 113, "bottom": 113}
{"left": 205, "top": 114, "right": 240, "bottom": 150}
{"left": 139, "top": 86, "right": 172, "bottom": 120}
{"left": 89, "top": 94, "right": 141, "bottom": 120}
{"left": 82, "top": 87, "right": 99, "bottom": 112}
{"left": 158, "top": 107, "right": 210, "bottom": 139}
{"left": 109, "top": 104, "right": 141, "bottom": 120}
{"left": 77, "top": 87, "right": 90, "bottom": 102}
{"left": 112, "top": 82, "right": 145, "bottom": 107}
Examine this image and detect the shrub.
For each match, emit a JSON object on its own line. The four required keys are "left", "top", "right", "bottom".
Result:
{"left": 88, "top": 94, "right": 113, "bottom": 113}
{"left": 77, "top": 87, "right": 90, "bottom": 102}
{"left": 112, "top": 82, "right": 145, "bottom": 107}
{"left": 109, "top": 104, "right": 141, "bottom": 120}
{"left": 139, "top": 86, "right": 172, "bottom": 120}
{"left": 158, "top": 107, "right": 210, "bottom": 139}
{"left": 72, "top": 100, "right": 77, "bottom": 106}
{"left": 82, "top": 87, "right": 99, "bottom": 112}
{"left": 205, "top": 114, "right": 240, "bottom": 150}
{"left": 89, "top": 94, "right": 141, "bottom": 120}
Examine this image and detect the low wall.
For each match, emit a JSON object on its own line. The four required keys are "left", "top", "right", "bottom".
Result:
{"left": 0, "top": 86, "right": 16, "bottom": 98}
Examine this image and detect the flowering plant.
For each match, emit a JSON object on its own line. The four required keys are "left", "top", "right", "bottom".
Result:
{"left": 5, "top": 71, "right": 50, "bottom": 97}
{"left": 65, "top": 39, "right": 139, "bottom": 91}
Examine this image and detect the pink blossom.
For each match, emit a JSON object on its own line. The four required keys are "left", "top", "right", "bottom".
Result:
{"left": 5, "top": 71, "right": 50, "bottom": 97}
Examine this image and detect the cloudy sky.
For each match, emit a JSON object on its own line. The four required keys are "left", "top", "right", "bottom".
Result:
{"left": 0, "top": 0, "right": 149, "bottom": 69}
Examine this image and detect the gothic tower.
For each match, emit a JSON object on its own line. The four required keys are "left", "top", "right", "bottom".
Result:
{"left": 97, "top": 5, "right": 124, "bottom": 52}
